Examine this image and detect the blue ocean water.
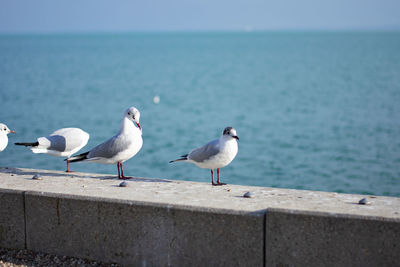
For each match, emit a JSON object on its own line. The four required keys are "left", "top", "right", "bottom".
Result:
{"left": 0, "top": 32, "right": 399, "bottom": 197}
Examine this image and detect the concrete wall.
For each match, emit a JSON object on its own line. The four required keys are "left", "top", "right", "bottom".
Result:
{"left": 24, "top": 192, "right": 264, "bottom": 266}
{"left": 0, "top": 189, "right": 25, "bottom": 249}
{"left": 0, "top": 167, "right": 399, "bottom": 266}
{"left": 266, "top": 208, "right": 400, "bottom": 267}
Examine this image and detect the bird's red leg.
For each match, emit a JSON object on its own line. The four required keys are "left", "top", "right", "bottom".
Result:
{"left": 211, "top": 169, "right": 217, "bottom": 185}
{"left": 216, "top": 168, "right": 226, "bottom": 186}
{"left": 117, "top": 163, "right": 121, "bottom": 178}
{"left": 66, "top": 159, "right": 70, "bottom": 172}
{"left": 119, "top": 162, "right": 132, "bottom": 180}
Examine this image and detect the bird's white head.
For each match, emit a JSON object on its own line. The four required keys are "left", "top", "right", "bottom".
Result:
{"left": 222, "top": 126, "right": 239, "bottom": 140}
{"left": 125, "top": 107, "right": 141, "bottom": 130}
{"left": 0, "top": 123, "right": 15, "bottom": 135}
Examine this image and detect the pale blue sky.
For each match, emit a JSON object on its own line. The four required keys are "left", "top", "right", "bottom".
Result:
{"left": 0, "top": 0, "right": 399, "bottom": 33}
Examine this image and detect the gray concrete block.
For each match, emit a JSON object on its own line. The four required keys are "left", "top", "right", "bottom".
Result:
{"left": 25, "top": 192, "right": 265, "bottom": 266}
{"left": 2, "top": 168, "right": 399, "bottom": 266}
{"left": 266, "top": 208, "right": 400, "bottom": 267}
{"left": 0, "top": 189, "right": 25, "bottom": 249}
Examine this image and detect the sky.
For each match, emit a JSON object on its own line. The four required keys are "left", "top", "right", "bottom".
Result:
{"left": 0, "top": 0, "right": 399, "bottom": 33}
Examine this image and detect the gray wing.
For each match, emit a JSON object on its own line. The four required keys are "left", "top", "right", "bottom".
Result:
{"left": 46, "top": 135, "right": 67, "bottom": 152}
{"left": 88, "top": 134, "right": 132, "bottom": 159}
{"left": 48, "top": 128, "right": 89, "bottom": 152}
{"left": 188, "top": 139, "right": 220, "bottom": 163}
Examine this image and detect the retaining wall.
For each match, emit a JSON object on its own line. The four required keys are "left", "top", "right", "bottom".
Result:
{"left": 0, "top": 167, "right": 399, "bottom": 266}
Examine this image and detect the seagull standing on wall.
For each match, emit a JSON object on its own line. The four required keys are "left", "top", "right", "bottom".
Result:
{"left": 170, "top": 127, "right": 239, "bottom": 186}
{"left": 68, "top": 107, "right": 143, "bottom": 179}
{"left": 0, "top": 123, "right": 15, "bottom": 152}
{"left": 15, "top": 128, "right": 90, "bottom": 172}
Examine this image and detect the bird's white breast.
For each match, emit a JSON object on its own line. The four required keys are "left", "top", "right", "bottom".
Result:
{"left": 0, "top": 134, "right": 8, "bottom": 152}
{"left": 115, "top": 131, "right": 143, "bottom": 163}
{"left": 194, "top": 138, "right": 238, "bottom": 169}
{"left": 99, "top": 124, "right": 143, "bottom": 164}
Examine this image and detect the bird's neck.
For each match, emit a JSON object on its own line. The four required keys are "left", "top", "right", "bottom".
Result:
{"left": 220, "top": 135, "right": 236, "bottom": 145}
{"left": 119, "top": 117, "right": 140, "bottom": 135}
{"left": 221, "top": 135, "right": 231, "bottom": 142}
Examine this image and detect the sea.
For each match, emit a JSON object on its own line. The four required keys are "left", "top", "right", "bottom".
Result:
{"left": 0, "top": 31, "right": 399, "bottom": 197}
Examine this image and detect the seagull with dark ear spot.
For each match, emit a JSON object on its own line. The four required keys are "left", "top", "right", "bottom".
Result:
{"left": 170, "top": 127, "right": 239, "bottom": 186}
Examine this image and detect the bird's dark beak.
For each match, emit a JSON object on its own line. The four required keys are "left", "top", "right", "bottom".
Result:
{"left": 233, "top": 136, "right": 239, "bottom": 140}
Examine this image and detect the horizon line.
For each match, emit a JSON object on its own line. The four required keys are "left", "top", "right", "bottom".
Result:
{"left": 0, "top": 28, "right": 400, "bottom": 36}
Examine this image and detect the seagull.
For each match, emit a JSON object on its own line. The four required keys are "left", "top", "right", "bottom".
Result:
{"left": 170, "top": 127, "right": 239, "bottom": 186}
{"left": 15, "top": 128, "right": 89, "bottom": 172}
{"left": 0, "top": 123, "right": 16, "bottom": 152}
{"left": 68, "top": 107, "right": 143, "bottom": 179}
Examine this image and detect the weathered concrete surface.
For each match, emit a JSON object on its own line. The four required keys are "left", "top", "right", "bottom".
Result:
{"left": 25, "top": 192, "right": 264, "bottom": 266}
{"left": 0, "top": 188, "right": 25, "bottom": 249}
{"left": 266, "top": 208, "right": 400, "bottom": 267}
{"left": 0, "top": 167, "right": 399, "bottom": 266}
{"left": 0, "top": 167, "right": 398, "bottom": 218}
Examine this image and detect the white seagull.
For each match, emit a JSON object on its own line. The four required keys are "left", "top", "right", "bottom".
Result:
{"left": 170, "top": 127, "right": 239, "bottom": 186}
{"left": 15, "top": 128, "right": 89, "bottom": 172}
{"left": 68, "top": 107, "right": 143, "bottom": 179}
{"left": 0, "top": 123, "right": 16, "bottom": 152}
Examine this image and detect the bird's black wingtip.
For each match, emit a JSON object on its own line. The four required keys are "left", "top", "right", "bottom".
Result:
{"left": 14, "top": 141, "right": 39, "bottom": 147}
{"left": 68, "top": 151, "right": 89, "bottom": 163}
{"left": 169, "top": 155, "right": 188, "bottom": 163}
